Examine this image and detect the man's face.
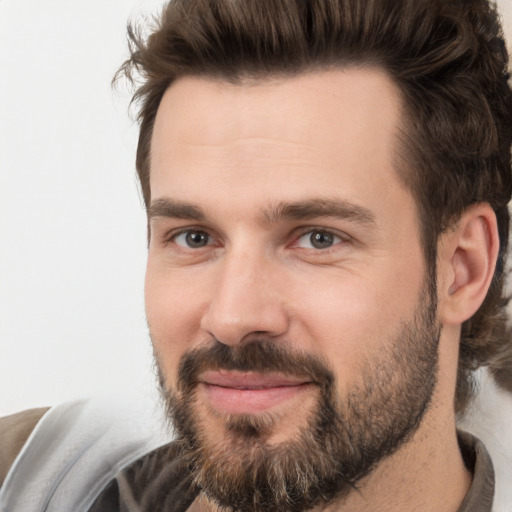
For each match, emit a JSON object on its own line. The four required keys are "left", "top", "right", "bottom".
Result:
{"left": 146, "top": 69, "right": 440, "bottom": 510}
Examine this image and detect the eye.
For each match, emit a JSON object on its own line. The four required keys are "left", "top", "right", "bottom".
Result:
{"left": 173, "top": 230, "right": 212, "bottom": 248}
{"left": 295, "top": 230, "right": 343, "bottom": 249}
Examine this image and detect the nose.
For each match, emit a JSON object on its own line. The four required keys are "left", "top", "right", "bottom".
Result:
{"left": 200, "top": 248, "right": 290, "bottom": 346}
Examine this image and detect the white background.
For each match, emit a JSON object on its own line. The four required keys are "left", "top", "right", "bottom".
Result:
{"left": 1, "top": 0, "right": 511, "bottom": 416}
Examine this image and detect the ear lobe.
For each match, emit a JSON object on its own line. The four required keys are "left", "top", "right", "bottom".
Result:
{"left": 438, "top": 203, "right": 499, "bottom": 325}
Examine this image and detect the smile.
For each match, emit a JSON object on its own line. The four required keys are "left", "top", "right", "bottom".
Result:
{"left": 198, "top": 371, "right": 315, "bottom": 414}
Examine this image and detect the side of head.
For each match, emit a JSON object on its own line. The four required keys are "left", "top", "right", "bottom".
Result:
{"left": 118, "top": 0, "right": 512, "bottom": 414}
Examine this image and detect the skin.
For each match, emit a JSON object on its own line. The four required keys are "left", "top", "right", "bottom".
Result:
{"left": 145, "top": 69, "right": 498, "bottom": 511}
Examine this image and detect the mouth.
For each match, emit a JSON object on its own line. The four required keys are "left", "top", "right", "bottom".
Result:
{"left": 198, "top": 370, "right": 315, "bottom": 414}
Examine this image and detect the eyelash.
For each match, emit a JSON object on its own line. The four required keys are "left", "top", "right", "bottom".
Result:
{"left": 290, "top": 227, "right": 351, "bottom": 254}
{"left": 164, "top": 227, "right": 350, "bottom": 251}
{"left": 172, "top": 229, "right": 215, "bottom": 249}
{"left": 163, "top": 226, "right": 214, "bottom": 248}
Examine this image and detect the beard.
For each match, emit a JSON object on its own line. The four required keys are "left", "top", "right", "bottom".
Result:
{"left": 153, "top": 284, "right": 440, "bottom": 512}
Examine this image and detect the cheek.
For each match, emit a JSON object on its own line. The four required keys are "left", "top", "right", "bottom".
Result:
{"left": 288, "top": 266, "right": 424, "bottom": 383}
{"left": 293, "top": 282, "right": 382, "bottom": 362}
{"left": 145, "top": 263, "right": 208, "bottom": 383}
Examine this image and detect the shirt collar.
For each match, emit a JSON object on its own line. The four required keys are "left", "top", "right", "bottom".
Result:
{"left": 457, "top": 431, "right": 495, "bottom": 512}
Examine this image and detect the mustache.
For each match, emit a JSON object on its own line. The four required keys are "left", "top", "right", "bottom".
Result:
{"left": 177, "top": 340, "right": 335, "bottom": 393}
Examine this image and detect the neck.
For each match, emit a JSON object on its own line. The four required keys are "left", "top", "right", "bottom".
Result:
{"left": 319, "top": 326, "right": 471, "bottom": 512}
{"left": 315, "top": 404, "right": 471, "bottom": 512}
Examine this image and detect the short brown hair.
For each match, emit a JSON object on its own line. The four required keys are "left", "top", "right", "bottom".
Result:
{"left": 117, "top": 0, "right": 512, "bottom": 413}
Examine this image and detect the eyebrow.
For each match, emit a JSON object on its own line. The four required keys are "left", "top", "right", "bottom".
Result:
{"left": 147, "top": 197, "right": 375, "bottom": 225}
{"left": 263, "top": 199, "right": 376, "bottom": 225}
{"left": 147, "top": 198, "right": 205, "bottom": 220}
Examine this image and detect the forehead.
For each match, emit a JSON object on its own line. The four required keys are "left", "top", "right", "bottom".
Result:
{"left": 152, "top": 68, "right": 402, "bottom": 156}
{"left": 150, "top": 68, "right": 409, "bottom": 222}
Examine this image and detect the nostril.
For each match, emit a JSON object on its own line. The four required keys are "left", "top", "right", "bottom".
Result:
{"left": 200, "top": 303, "right": 290, "bottom": 347}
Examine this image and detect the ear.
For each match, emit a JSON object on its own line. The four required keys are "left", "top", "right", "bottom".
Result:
{"left": 437, "top": 203, "right": 499, "bottom": 326}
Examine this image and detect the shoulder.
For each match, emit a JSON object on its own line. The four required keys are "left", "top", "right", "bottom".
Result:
{"left": 0, "top": 397, "right": 172, "bottom": 512}
{"left": 458, "top": 369, "right": 512, "bottom": 512}
{"left": 89, "top": 441, "right": 198, "bottom": 512}
{"left": 0, "top": 407, "right": 50, "bottom": 487}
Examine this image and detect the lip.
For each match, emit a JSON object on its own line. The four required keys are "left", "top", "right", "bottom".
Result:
{"left": 198, "top": 371, "right": 314, "bottom": 414}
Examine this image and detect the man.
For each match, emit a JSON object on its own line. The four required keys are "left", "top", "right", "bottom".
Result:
{"left": 1, "top": 0, "right": 511, "bottom": 511}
